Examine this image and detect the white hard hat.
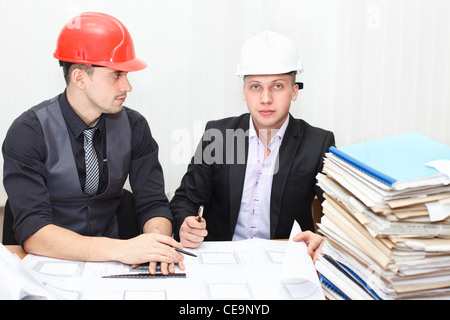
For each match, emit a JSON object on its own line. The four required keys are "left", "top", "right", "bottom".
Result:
{"left": 236, "top": 31, "right": 303, "bottom": 76}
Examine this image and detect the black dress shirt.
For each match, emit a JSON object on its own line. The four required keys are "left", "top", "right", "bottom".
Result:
{"left": 2, "top": 91, "right": 172, "bottom": 244}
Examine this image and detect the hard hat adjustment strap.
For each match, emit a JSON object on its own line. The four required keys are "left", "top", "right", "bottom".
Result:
{"left": 85, "top": 64, "right": 104, "bottom": 69}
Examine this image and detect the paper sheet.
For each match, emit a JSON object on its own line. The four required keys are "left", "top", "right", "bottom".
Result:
{"left": 280, "top": 221, "right": 325, "bottom": 299}
{"left": 0, "top": 244, "right": 58, "bottom": 300}
{"left": 425, "top": 201, "right": 450, "bottom": 222}
{"left": 12, "top": 233, "right": 324, "bottom": 300}
{"left": 427, "top": 160, "right": 450, "bottom": 179}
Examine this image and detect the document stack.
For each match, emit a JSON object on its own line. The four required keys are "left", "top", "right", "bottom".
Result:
{"left": 315, "top": 132, "right": 450, "bottom": 300}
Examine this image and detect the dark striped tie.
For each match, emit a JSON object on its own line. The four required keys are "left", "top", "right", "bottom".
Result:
{"left": 83, "top": 127, "right": 99, "bottom": 196}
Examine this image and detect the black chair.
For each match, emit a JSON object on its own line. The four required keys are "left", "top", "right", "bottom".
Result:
{"left": 115, "top": 189, "right": 140, "bottom": 240}
{"left": 2, "top": 189, "right": 140, "bottom": 245}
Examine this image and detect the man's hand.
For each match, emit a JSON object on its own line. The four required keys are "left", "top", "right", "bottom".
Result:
{"left": 179, "top": 216, "right": 208, "bottom": 248}
{"left": 23, "top": 224, "right": 185, "bottom": 275}
{"left": 121, "top": 233, "right": 184, "bottom": 274}
{"left": 140, "top": 217, "right": 186, "bottom": 274}
{"left": 293, "top": 231, "right": 325, "bottom": 263}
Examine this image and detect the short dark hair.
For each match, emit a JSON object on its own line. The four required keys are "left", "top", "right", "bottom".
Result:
{"left": 59, "top": 61, "right": 95, "bottom": 85}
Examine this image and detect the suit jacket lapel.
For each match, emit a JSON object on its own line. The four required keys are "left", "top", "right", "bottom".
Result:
{"left": 270, "top": 114, "right": 302, "bottom": 238}
{"left": 229, "top": 115, "right": 250, "bottom": 236}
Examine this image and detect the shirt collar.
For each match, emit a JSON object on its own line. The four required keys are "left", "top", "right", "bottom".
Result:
{"left": 59, "top": 90, "right": 104, "bottom": 139}
{"left": 248, "top": 114, "right": 290, "bottom": 142}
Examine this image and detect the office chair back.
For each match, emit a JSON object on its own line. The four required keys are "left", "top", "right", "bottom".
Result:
{"left": 116, "top": 189, "right": 140, "bottom": 239}
{"left": 2, "top": 200, "right": 18, "bottom": 245}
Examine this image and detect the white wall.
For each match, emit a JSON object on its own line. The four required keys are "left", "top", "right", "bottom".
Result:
{"left": 1, "top": 0, "right": 449, "bottom": 201}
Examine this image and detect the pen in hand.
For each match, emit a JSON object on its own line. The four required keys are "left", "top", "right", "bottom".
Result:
{"left": 174, "top": 247, "right": 197, "bottom": 258}
{"left": 197, "top": 205, "right": 204, "bottom": 222}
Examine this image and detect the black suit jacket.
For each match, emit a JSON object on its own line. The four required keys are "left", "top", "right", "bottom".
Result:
{"left": 170, "top": 113, "right": 335, "bottom": 241}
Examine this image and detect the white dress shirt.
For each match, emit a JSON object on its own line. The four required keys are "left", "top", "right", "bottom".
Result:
{"left": 232, "top": 115, "right": 289, "bottom": 240}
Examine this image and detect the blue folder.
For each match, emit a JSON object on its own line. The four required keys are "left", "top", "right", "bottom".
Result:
{"left": 329, "top": 132, "right": 450, "bottom": 190}
{"left": 319, "top": 274, "right": 350, "bottom": 300}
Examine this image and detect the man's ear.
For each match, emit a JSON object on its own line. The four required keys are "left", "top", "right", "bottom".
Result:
{"left": 71, "top": 68, "right": 86, "bottom": 90}
{"left": 292, "top": 83, "right": 299, "bottom": 101}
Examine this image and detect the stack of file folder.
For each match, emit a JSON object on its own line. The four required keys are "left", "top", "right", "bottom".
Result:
{"left": 315, "top": 132, "right": 450, "bottom": 300}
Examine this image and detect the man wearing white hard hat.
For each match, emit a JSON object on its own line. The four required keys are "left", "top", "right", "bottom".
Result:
{"left": 171, "top": 31, "right": 335, "bottom": 262}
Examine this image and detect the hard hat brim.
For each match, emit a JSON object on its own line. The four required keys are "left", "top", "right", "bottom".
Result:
{"left": 106, "top": 58, "right": 148, "bottom": 72}
{"left": 54, "top": 54, "right": 148, "bottom": 72}
{"left": 235, "top": 69, "right": 302, "bottom": 77}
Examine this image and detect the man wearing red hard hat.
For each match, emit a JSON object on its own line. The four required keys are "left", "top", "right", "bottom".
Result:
{"left": 3, "top": 12, "right": 184, "bottom": 275}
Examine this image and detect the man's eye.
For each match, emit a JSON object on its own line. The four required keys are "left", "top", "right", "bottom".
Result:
{"left": 274, "top": 84, "right": 282, "bottom": 89}
{"left": 252, "top": 85, "right": 260, "bottom": 90}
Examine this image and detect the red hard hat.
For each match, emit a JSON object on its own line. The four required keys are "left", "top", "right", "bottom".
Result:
{"left": 53, "top": 12, "right": 147, "bottom": 72}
